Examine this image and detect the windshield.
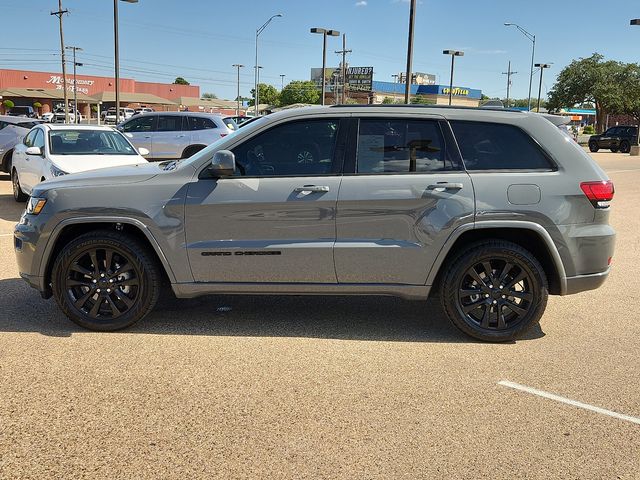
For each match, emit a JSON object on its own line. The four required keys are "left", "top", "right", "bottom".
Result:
{"left": 49, "top": 129, "right": 138, "bottom": 155}
{"left": 223, "top": 117, "right": 237, "bottom": 131}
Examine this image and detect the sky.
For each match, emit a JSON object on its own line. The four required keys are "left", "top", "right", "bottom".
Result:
{"left": 2, "top": 0, "right": 640, "bottom": 101}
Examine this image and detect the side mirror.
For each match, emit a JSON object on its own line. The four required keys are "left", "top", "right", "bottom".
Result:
{"left": 26, "top": 146, "right": 42, "bottom": 156}
{"left": 116, "top": 125, "right": 124, "bottom": 131}
{"left": 138, "top": 147, "right": 150, "bottom": 156}
{"left": 209, "top": 150, "right": 235, "bottom": 177}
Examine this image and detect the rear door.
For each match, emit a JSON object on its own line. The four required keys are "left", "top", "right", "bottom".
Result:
{"left": 186, "top": 115, "right": 224, "bottom": 148}
{"left": 152, "top": 115, "right": 186, "bottom": 159}
{"left": 335, "top": 116, "right": 474, "bottom": 285}
{"left": 185, "top": 116, "right": 347, "bottom": 283}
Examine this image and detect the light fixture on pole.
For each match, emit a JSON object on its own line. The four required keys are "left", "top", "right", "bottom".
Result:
{"left": 310, "top": 28, "right": 340, "bottom": 106}
{"left": 65, "top": 46, "right": 83, "bottom": 123}
{"left": 232, "top": 64, "right": 244, "bottom": 116}
{"left": 504, "top": 22, "right": 536, "bottom": 111}
{"left": 534, "top": 63, "right": 551, "bottom": 112}
{"left": 280, "top": 74, "right": 285, "bottom": 90}
{"left": 114, "top": 0, "right": 138, "bottom": 124}
{"left": 255, "top": 14, "right": 283, "bottom": 116}
{"left": 443, "top": 50, "right": 464, "bottom": 106}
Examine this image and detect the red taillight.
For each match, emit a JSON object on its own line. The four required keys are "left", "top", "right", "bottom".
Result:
{"left": 580, "top": 180, "right": 614, "bottom": 207}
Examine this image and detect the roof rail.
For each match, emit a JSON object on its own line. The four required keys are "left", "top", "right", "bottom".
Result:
{"left": 328, "top": 104, "right": 524, "bottom": 113}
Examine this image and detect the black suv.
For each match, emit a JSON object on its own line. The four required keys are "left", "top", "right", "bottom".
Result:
{"left": 588, "top": 125, "right": 638, "bottom": 153}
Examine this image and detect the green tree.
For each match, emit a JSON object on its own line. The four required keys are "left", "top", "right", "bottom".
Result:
{"left": 201, "top": 92, "right": 218, "bottom": 99}
{"left": 381, "top": 96, "right": 396, "bottom": 104}
{"left": 620, "top": 63, "right": 640, "bottom": 144}
{"left": 279, "top": 81, "right": 320, "bottom": 106}
{"left": 547, "top": 53, "right": 625, "bottom": 132}
{"left": 2, "top": 99, "right": 14, "bottom": 109}
{"left": 248, "top": 83, "right": 280, "bottom": 107}
{"left": 173, "top": 77, "right": 190, "bottom": 85}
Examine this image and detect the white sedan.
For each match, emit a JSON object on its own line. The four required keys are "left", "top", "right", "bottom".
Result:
{"left": 11, "top": 124, "right": 149, "bottom": 202}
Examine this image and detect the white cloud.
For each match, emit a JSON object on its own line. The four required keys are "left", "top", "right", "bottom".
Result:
{"left": 355, "top": 0, "right": 367, "bottom": 6}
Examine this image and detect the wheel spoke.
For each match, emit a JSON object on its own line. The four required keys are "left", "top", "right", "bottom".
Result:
{"left": 105, "top": 295, "right": 122, "bottom": 318}
{"left": 116, "top": 278, "right": 139, "bottom": 287}
{"left": 459, "top": 288, "right": 482, "bottom": 298}
{"left": 505, "top": 271, "right": 527, "bottom": 290}
{"left": 468, "top": 267, "right": 488, "bottom": 290}
{"left": 504, "top": 300, "right": 527, "bottom": 317}
{"left": 509, "top": 290, "right": 533, "bottom": 302}
{"left": 497, "top": 305, "right": 506, "bottom": 329}
{"left": 462, "top": 299, "right": 484, "bottom": 313}
{"left": 482, "top": 261, "right": 493, "bottom": 283}
{"left": 113, "top": 264, "right": 134, "bottom": 277}
{"left": 497, "top": 262, "right": 514, "bottom": 285}
{"left": 67, "top": 279, "right": 92, "bottom": 288}
{"left": 105, "top": 249, "right": 114, "bottom": 273}
{"left": 89, "top": 250, "right": 100, "bottom": 275}
{"left": 481, "top": 304, "right": 491, "bottom": 328}
{"left": 114, "top": 289, "right": 134, "bottom": 308}
{"left": 74, "top": 290, "right": 93, "bottom": 310}
{"left": 88, "top": 297, "right": 103, "bottom": 317}
{"left": 70, "top": 264, "right": 93, "bottom": 277}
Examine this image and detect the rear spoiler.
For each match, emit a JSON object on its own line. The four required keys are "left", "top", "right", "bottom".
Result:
{"left": 541, "top": 113, "right": 571, "bottom": 127}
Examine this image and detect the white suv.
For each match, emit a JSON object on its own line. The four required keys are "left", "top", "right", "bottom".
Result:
{"left": 118, "top": 112, "right": 236, "bottom": 160}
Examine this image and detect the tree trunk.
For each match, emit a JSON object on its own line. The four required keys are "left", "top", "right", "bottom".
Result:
{"left": 595, "top": 102, "right": 606, "bottom": 134}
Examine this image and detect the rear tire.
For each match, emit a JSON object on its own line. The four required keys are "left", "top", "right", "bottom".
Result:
{"left": 588, "top": 142, "right": 599, "bottom": 152}
{"left": 439, "top": 241, "right": 548, "bottom": 342}
{"left": 51, "top": 230, "right": 161, "bottom": 331}
{"left": 12, "top": 168, "right": 28, "bottom": 202}
{"left": 610, "top": 147, "right": 619, "bottom": 153}
{"left": 619, "top": 140, "right": 631, "bottom": 154}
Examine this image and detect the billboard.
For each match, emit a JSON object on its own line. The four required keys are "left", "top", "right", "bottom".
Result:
{"left": 346, "top": 67, "right": 373, "bottom": 92}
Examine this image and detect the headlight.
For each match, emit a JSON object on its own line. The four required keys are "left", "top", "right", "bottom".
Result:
{"left": 50, "top": 165, "right": 67, "bottom": 177}
{"left": 26, "top": 197, "right": 47, "bottom": 215}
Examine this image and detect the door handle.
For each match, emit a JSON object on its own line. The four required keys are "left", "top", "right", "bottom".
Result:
{"left": 176, "top": 134, "right": 186, "bottom": 138}
{"left": 427, "top": 182, "right": 463, "bottom": 190}
{"left": 294, "top": 185, "right": 330, "bottom": 193}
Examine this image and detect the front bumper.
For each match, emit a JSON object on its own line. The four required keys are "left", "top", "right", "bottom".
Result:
{"left": 14, "top": 211, "right": 53, "bottom": 297}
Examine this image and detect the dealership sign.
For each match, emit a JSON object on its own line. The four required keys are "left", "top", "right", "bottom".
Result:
{"left": 440, "top": 86, "right": 470, "bottom": 97}
{"left": 346, "top": 67, "right": 373, "bottom": 92}
{"left": 45, "top": 75, "right": 95, "bottom": 95}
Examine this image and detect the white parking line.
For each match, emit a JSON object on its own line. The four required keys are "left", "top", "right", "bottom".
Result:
{"left": 607, "top": 169, "right": 640, "bottom": 174}
{"left": 0, "top": 233, "right": 13, "bottom": 237}
{"left": 498, "top": 380, "right": 640, "bottom": 426}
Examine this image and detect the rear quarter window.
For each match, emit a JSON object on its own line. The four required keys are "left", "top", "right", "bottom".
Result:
{"left": 450, "top": 121, "right": 553, "bottom": 170}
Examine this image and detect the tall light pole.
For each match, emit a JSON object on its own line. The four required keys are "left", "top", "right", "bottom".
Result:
{"left": 404, "top": 0, "right": 417, "bottom": 104}
{"left": 114, "top": 0, "right": 138, "bottom": 123}
{"left": 534, "top": 63, "right": 551, "bottom": 112}
{"left": 66, "top": 46, "right": 82, "bottom": 123}
{"left": 51, "top": 1, "right": 69, "bottom": 123}
{"left": 443, "top": 50, "right": 464, "bottom": 106}
{"left": 631, "top": 19, "right": 640, "bottom": 154}
{"left": 280, "top": 74, "right": 285, "bottom": 90}
{"left": 255, "top": 13, "right": 283, "bottom": 116}
{"left": 310, "top": 28, "right": 340, "bottom": 106}
{"left": 504, "top": 22, "right": 535, "bottom": 111}
{"left": 232, "top": 64, "right": 244, "bottom": 116}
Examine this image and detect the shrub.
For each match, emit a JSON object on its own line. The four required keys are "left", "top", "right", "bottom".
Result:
{"left": 583, "top": 125, "right": 595, "bottom": 134}
{"left": 33, "top": 101, "right": 42, "bottom": 108}
{"left": 3, "top": 99, "right": 15, "bottom": 109}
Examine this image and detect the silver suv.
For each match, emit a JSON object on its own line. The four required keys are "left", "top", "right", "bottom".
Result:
{"left": 118, "top": 112, "right": 236, "bottom": 160}
{"left": 14, "top": 105, "right": 615, "bottom": 341}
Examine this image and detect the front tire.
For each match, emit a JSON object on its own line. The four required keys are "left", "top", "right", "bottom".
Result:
{"left": 12, "top": 168, "right": 28, "bottom": 202}
{"left": 588, "top": 141, "right": 599, "bottom": 152}
{"left": 51, "top": 230, "right": 161, "bottom": 331}
{"left": 439, "top": 241, "right": 548, "bottom": 342}
{"left": 619, "top": 140, "right": 631, "bottom": 154}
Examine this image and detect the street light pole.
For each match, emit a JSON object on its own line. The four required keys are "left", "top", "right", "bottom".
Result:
{"left": 66, "top": 46, "right": 82, "bottom": 123}
{"left": 631, "top": 19, "right": 640, "bottom": 154}
{"left": 534, "top": 63, "right": 551, "bottom": 112}
{"left": 232, "top": 64, "right": 244, "bottom": 116}
{"left": 504, "top": 22, "right": 536, "bottom": 110}
{"left": 114, "top": 0, "right": 138, "bottom": 124}
{"left": 443, "top": 50, "right": 464, "bottom": 106}
{"left": 255, "top": 14, "right": 283, "bottom": 116}
{"left": 404, "top": 0, "right": 417, "bottom": 104}
{"left": 311, "top": 28, "right": 340, "bottom": 106}
{"left": 280, "top": 74, "right": 285, "bottom": 90}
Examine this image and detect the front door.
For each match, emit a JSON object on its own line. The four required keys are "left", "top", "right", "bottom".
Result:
{"left": 185, "top": 117, "right": 347, "bottom": 283}
{"left": 121, "top": 115, "right": 156, "bottom": 157}
{"left": 335, "top": 117, "right": 474, "bottom": 285}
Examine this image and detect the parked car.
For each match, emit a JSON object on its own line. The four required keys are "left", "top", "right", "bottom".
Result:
{"left": 104, "top": 108, "right": 135, "bottom": 124}
{"left": 118, "top": 112, "right": 235, "bottom": 160}
{"left": 41, "top": 112, "right": 55, "bottom": 123}
{"left": 11, "top": 124, "right": 148, "bottom": 201}
{"left": 7, "top": 106, "right": 38, "bottom": 118}
{"left": 52, "top": 108, "right": 83, "bottom": 124}
{"left": 14, "top": 105, "right": 615, "bottom": 342}
{"left": 588, "top": 125, "right": 638, "bottom": 153}
{"left": 229, "top": 115, "right": 251, "bottom": 125}
{"left": 133, "top": 107, "right": 154, "bottom": 116}
{"left": 0, "top": 115, "right": 43, "bottom": 173}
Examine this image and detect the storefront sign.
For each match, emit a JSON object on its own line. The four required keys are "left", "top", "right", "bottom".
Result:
{"left": 441, "top": 87, "right": 470, "bottom": 96}
{"left": 45, "top": 75, "right": 95, "bottom": 95}
{"left": 346, "top": 67, "right": 373, "bottom": 92}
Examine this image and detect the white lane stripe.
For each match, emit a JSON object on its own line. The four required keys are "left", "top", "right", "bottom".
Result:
{"left": 0, "top": 233, "right": 14, "bottom": 237}
{"left": 498, "top": 380, "right": 640, "bottom": 426}
{"left": 607, "top": 169, "right": 640, "bottom": 174}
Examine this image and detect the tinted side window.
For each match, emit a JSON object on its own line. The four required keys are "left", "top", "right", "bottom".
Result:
{"left": 187, "top": 116, "right": 216, "bottom": 130}
{"left": 450, "top": 121, "right": 552, "bottom": 170}
{"left": 356, "top": 119, "right": 449, "bottom": 173}
{"left": 123, "top": 115, "right": 155, "bottom": 133}
{"left": 231, "top": 119, "right": 340, "bottom": 176}
{"left": 0, "top": 122, "right": 6, "bottom": 131}
{"left": 23, "top": 130, "right": 37, "bottom": 147}
{"left": 156, "top": 115, "right": 183, "bottom": 132}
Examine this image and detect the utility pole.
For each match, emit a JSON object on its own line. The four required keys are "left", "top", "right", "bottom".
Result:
{"left": 51, "top": 1, "right": 69, "bottom": 123}
{"left": 280, "top": 74, "right": 285, "bottom": 90}
{"left": 232, "top": 64, "right": 244, "bottom": 116}
{"left": 335, "top": 33, "right": 351, "bottom": 104}
{"left": 501, "top": 60, "right": 517, "bottom": 108}
{"left": 404, "top": 0, "right": 416, "bottom": 104}
{"left": 66, "top": 46, "right": 83, "bottom": 123}
{"left": 535, "top": 63, "right": 551, "bottom": 112}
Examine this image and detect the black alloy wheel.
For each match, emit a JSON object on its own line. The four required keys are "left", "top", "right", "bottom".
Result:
{"left": 588, "top": 142, "right": 599, "bottom": 153}
{"left": 52, "top": 230, "right": 160, "bottom": 331}
{"left": 440, "top": 241, "right": 548, "bottom": 342}
{"left": 610, "top": 147, "right": 619, "bottom": 153}
{"left": 12, "top": 168, "right": 28, "bottom": 202}
{"left": 619, "top": 140, "right": 631, "bottom": 154}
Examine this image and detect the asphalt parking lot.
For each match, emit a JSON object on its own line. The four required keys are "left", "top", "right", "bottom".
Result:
{"left": 0, "top": 150, "right": 639, "bottom": 479}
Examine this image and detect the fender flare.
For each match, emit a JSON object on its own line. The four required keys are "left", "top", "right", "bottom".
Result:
{"left": 40, "top": 216, "right": 177, "bottom": 284}
{"left": 425, "top": 220, "right": 567, "bottom": 295}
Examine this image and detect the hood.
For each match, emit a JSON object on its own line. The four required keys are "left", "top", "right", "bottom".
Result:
{"left": 35, "top": 161, "right": 163, "bottom": 193}
{"left": 50, "top": 154, "right": 147, "bottom": 174}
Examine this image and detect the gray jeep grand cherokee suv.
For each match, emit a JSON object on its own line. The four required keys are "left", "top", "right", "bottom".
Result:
{"left": 14, "top": 105, "right": 615, "bottom": 341}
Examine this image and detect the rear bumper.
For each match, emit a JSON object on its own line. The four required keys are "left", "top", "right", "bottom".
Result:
{"left": 564, "top": 268, "right": 610, "bottom": 295}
